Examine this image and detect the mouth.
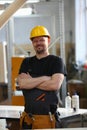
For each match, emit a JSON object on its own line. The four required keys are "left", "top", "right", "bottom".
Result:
{"left": 35, "top": 45, "right": 44, "bottom": 54}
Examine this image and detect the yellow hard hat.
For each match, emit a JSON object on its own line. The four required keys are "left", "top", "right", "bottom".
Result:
{"left": 30, "top": 25, "right": 50, "bottom": 40}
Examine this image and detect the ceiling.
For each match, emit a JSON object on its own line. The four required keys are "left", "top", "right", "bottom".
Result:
{"left": 0, "top": 0, "right": 56, "bottom": 10}
{"left": 0, "top": 0, "right": 40, "bottom": 10}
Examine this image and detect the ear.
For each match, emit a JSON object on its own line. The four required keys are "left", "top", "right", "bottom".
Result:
{"left": 48, "top": 37, "right": 51, "bottom": 45}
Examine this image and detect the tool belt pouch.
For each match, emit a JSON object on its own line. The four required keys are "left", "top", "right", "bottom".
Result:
{"left": 20, "top": 112, "right": 56, "bottom": 129}
{"left": 20, "top": 111, "right": 32, "bottom": 129}
{"left": 32, "top": 115, "right": 56, "bottom": 129}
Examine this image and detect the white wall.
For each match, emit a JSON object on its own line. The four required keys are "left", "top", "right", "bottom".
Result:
{"left": 14, "top": 15, "right": 55, "bottom": 44}
{"left": 75, "top": 0, "right": 87, "bottom": 64}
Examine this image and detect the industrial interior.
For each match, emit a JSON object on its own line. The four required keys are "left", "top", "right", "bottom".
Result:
{"left": 0, "top": 0, "right": 87, "bottom": 130}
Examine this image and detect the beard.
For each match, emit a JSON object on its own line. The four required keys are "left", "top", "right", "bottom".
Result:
{"left": 36, "top": 49, "right": 45, "bottom": 54}
{"left": 35, "top": 45, "right": 46, "bottom": 54}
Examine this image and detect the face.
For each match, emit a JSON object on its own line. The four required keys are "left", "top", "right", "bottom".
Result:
{"left": 32, "top": 36, "right": 50, "bottom": 54}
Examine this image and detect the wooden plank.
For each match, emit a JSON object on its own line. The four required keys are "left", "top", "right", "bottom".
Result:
{"left": 12, "top": 95, "right": 24, "bottom": 106}
{"left": 0, "top": 43, "right": 7, "bottom": 83}
{"left": 11, "top": 57, "right": 24, "bottom": 91}
{"left": 0, "top": 0, "right": 27, "bottom": 29}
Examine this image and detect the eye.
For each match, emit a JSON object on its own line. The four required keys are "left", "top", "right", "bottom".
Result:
{"left": 33, "top": 40, "right": 38, "bottom": 43}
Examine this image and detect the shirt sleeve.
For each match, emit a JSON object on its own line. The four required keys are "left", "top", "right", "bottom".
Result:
{"left": 51, "top": 57, "right": 67, "bottom": 76}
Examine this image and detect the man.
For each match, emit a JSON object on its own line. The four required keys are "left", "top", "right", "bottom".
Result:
{"left": 17, "top": 25, "right": 67, "bottom": 129}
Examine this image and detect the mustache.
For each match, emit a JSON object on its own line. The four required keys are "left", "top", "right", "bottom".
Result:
{"left": 36, "top": 44, "right": 43, "bottom": 48}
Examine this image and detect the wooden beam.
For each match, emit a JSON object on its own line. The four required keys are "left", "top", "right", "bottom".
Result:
{"left": 0, "top": 0, "right": 27, "bottom": 29}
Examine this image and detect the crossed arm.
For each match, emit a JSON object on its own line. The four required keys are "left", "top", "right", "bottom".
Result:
{"left": 17, "top": 73, "right": 64, "bottom": 91}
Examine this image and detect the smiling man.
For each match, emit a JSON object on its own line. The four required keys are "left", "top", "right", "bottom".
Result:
{"left": 17, "top": 25, "right": 67, "bottom": 129}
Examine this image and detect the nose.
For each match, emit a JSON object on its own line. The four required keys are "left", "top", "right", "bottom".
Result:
{"left": 36, "top": 40, "right": 42, "bottom": 45}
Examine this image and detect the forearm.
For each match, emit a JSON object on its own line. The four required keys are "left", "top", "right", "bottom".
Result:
{"left": 18, "top": 76, "right": 51, "bottom": 89}
{"left": 17, "top": 73, "right": 64, "bottom": 91}
{"left": 37, "top": 74, "right": 64, "bottom": 91}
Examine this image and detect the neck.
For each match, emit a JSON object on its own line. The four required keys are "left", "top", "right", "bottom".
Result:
{"left": 36, "top": 51, "right": 49, "bottom": 59}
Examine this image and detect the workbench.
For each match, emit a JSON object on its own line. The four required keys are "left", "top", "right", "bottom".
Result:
{"left": 0, "top": 105, "right": 87, "bottom": 130}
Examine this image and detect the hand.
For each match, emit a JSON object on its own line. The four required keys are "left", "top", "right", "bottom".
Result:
{"left": 17, "top": 73, "right": 32, "bottom": 89}
{"left": 18, "top": 72, "right": 32, "bottom": 79}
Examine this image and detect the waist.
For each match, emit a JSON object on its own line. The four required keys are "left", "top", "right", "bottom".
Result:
{"left": 24, "top": 103, "right": 57, "bottom": 115}
{"left": 25, "top": 109, "right": 50, "bottom": 115}
{"left": 25, "top": 105, "right": 50, "bottom": 115}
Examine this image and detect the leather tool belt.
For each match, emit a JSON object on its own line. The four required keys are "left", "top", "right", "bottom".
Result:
{"left": 20, "top": 111, "right": 56, "bottom": 129}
